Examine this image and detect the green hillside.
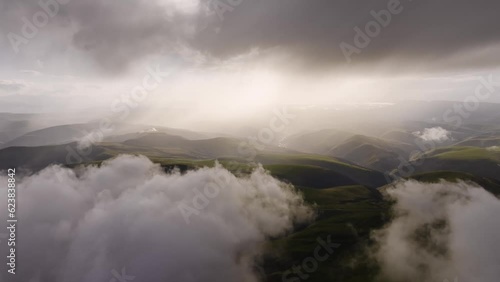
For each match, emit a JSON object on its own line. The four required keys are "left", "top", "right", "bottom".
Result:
{"left": 285, "top": 129, "right": 355, "bottom": 154}
{"left": 409, "top": 171, "right": 500, "bottom": 196}
{"left": 0, "top": 142, "right": 112, "bottom": 171}
{"left": 264, "top": 185, "right": 389, "bottom": 282}
{"left": 254, "top": 153, "right": 387, "bottom": 188}
{"left": 455, "top": 136, "right": 500, "bottom": 148}
{"left": 411, "top": 146, "right": 500, "bottom": 182}
{"left": 327, "top": 135, "right": 412, "bottom": 172}
{"left": 430, "top": 146, "right": 500, "bottom": 161}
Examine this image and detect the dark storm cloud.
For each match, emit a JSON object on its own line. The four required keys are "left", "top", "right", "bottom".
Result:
{"left": 69, "top": 0, "right": 210, "bottom": 72}
{"left": 1, "top": 0, "right": 499, "bottom": 72}
{"left": 0, "top": 0, "right": 198, "bottom": 72}
{"left": 194, "top": 0, "right": 500, "bottom": 70}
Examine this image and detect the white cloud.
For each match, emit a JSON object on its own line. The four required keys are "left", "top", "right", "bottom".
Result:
{"left": 19, "top": 70, "right": 42, "bottom": 76}
{"left": 0, "top": 80, "right": 28, "bottom": 93}
{"left": 372, "top": 180, "right": 500, "bottom": 282}
{"left": 413, "top": 127, "right": 451, "bottom": 142}
{"left": 0, "top": 155, "right": 313, "bottom": 282}
{"left": 158, "top": 0, "right": 202, "bottom": 15}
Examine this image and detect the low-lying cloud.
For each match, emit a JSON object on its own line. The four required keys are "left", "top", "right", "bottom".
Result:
{"left": 413, "top": 126, "right": 451, "bottom": 142}
{"left": 0, "top": 155, "right": 314, "bottom": 282}
{"left": 372, "top": 180, "right": 500, "bottom": 282}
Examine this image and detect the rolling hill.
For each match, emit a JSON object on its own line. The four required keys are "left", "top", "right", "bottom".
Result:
{"left": 410, "top": 146, "right": 500, "bottom": 182}
{"left": 284, "top": 129, "right": 355, "bottom": 154}
{"left": 285, "top": 130, "right": 414, "bottom": 172}
{"left": 0, "top": 122, "right": 214, "bottom": 149}
{"left": 326, "top": 135, "right": 413, "bottom": 172}
{"left": 409, "top": 171, "right": 500, "bottom": 196}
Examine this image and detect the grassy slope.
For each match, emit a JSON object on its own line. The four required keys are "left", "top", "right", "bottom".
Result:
{"left": 326, "top": 135, "right": 413, "bottom": 172}
{"left": 0, "top": 142, "right": 112, "bottom": 171}
{"left": 0, "top": 141, "right": 386, "bottom": 189}
{"left": 5, "top": 140, "right": 499, "bottom": 282}
{"left": 153, "top": 153, "right": 386, "bottom": 189}
{"left": 151, "top": 155, "right": 385, "bottom": 189}
{"left": 455, "top": 136, "right": 500, "bottom": 148}
{"left": 254, "top": 153, "right": 387, "bottom": 188}
{"left": 430, "top": 146, "right": 500, "bottom": 161}
{"left": 264, "top": 185, "right": 389, "bottom": 282}
{"left": 285, "top": 130, "right": 413, "bottom": 172}
{"left": 0, "top": 143, "right": 390, "bottom": 281}
{"left": 409, "top": 171, "right": 500, "bottom": 196}
{"left": 412, "top": 146, "right": 500, "bottom": 182}
{"left": 285, "top": 129, "right": 355, "bottom": 154}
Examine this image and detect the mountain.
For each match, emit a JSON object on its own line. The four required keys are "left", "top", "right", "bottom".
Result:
{"left": 454, "top": 136, "right": 500, "bottom": 147}
{"left": 1, "top": 123, "right": 97, "bottom": 148}
{"left": 409, "top": 171, "right": 500, "bottom": 196}
{"left": 379, "top": 129, "right": 419, "bottom": 144}
{"left": 0, "top": 131, "right": 289, "bottom": 170}
{"left": 325, "top": 135, "right": 413, "bottom": 171}
{"left": 254, "top": 153, "right": 387, "bottom": 188}
{"left": 0, "top": 132, "right": 386, "bottom": 189}
{"left": 0, "top": 112, "right": 96, "bottom": 146}
{"left": 284, "top": 129, "right": 355, "bottom": 154}
{"left": 122, "top": 133, "right": 292, "bottom": 159}
{"left": 410, "top": 146, "right": 500, "bottom": 182}
{"left": 0, "top": 142, "right": 111, "bottom": 171}
{"left": 285, "top": 129, "right": 417, "bottom": 172}
{"left": 0, "top": 123, "right": 213, "bottom": 149}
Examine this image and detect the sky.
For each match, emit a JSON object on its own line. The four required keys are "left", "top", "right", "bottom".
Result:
{"left": 1, "top": 0, "right": 500, "bottom": 117}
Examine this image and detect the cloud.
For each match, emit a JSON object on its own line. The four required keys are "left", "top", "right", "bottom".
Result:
{"left": 0, "top": 155, "right": 314, "bottom": 282}
{"left": 2, "top": 0, "right": 500, "bottom": 73}
{"left": 190, "top": 0, "right": 500, "bottom": 72}
{"left": 0, "top": 80, "right": 27, "bottom": 94}
{"left": 413, "top": 127, "right": 451, "bottom": 142}
{"left": 371, "top": 180, "right": 500, "bottom": 282}
{"left": 0, "top": 0, "right": 204, "bottom": 73}
{"left": 19, "top": 69, "right": 42, "bottom": 76}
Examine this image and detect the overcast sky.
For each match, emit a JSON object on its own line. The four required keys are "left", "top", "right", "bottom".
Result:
{"left": 1, "top": 0, "right": 500, "bottom": 116}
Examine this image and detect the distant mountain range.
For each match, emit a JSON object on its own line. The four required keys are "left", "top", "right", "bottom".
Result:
{"left": 1, "top": 100, "right": 499, "bottom": 187}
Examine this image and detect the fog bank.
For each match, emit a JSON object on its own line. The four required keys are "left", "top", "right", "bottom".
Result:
{"left": 0, "top": 155, "right": 314, "bottom": 282}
